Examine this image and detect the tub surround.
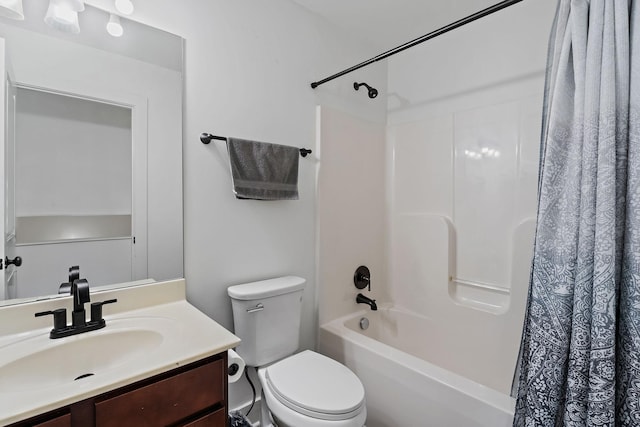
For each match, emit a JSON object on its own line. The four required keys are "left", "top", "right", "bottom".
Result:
{"left": 0, "top": 279, "right": 240, "bottom": 425}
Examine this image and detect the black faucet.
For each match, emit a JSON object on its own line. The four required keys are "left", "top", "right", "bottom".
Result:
{"left": 35, "top": 278, "right": 117, "bottom": 339}
{"left": 356, "top": 293, "right": 377, "bottom": 311}
{"left": 71, "top": 278, "right": 91, "bottom": 327}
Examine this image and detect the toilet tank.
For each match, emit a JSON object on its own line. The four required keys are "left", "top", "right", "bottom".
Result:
{"left": 228, "top": 276, "right": 306, "bottom": 367}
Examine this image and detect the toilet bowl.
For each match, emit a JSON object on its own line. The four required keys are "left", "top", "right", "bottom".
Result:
{"left": 258, "top": 350, "right": 367, "bottom": 427}
{"left": 227, "top": 276, "right": 367, "bottom": 427}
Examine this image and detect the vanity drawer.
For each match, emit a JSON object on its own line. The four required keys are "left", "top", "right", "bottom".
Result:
{"left": 8, "top": 411, "right": 71, "bottom": 427}
{"left": 95, "top": 359, "right": 224, "bottom": 427}
{"left": 33, "top": 414, "right": 71, "bottom": 427}
{"left": 181, "top": 408, "right": 226, "bottom": 427}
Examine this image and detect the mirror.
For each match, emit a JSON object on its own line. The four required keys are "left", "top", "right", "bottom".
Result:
{"left": 0, "top": 1, "right": 183, "bottom": 304}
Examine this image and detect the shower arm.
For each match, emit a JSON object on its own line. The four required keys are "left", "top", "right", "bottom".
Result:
{"left": 310, "top": 0, "right": 524, "bottom": 89}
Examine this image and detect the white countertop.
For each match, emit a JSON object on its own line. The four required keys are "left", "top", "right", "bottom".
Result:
{"left": 0, "top": 279, "right": 240, "bottom": 425}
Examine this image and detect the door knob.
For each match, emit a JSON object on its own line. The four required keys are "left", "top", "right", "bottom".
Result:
{"left": 6, "top": 256, "right": 22, "bottom": 267}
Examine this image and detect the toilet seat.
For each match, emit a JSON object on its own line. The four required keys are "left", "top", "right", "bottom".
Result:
{"left": 263, "top": 350, "right": 366, "bottom": 422}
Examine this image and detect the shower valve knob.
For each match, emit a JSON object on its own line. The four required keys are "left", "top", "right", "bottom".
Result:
{"left": 354, "top": 265, "right": 371, "bottom": 291}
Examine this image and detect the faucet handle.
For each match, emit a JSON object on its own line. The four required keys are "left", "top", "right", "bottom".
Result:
{"left": 35, "top": 308, "right": 67, "bottom": 331}
{"left": 90, "top": 299, "right": 118, "bottom": 323}
{"left": 354, "top": 266, "right": 371, "bottom": 291}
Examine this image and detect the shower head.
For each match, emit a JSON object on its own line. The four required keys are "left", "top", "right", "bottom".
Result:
{"left": 354, "top": 82, "right": 378, "bottom": 99}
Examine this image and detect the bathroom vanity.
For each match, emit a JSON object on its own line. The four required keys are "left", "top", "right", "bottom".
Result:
{"left": 0, "top": 279, "right": 240, "bottom": 426}
{"left": 8, "top": 354, "right": 226, "bottom": 426}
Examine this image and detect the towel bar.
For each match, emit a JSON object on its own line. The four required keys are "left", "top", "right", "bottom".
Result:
{"left": 200, "top": 133, "right": 313, "bottom": 158}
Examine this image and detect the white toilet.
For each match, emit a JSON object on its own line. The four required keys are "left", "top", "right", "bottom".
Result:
{"left": 228, "top": 276, "right": 367, "bottom": 427}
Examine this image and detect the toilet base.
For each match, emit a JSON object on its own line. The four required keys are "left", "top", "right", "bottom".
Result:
{"left": 259, "top": 388, "right": 276, "bottom": 427}
{"left": 258, "top": 367, "right": 367, "bottom": 427}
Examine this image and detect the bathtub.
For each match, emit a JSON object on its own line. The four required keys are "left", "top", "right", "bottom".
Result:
{"left": 319, "top": 305, "right": 516, "bottom": 427}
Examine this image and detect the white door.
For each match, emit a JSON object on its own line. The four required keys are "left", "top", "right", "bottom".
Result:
{"left": 0, "top": 38, "right": 18, "bottom": 300}
{"left": 4, "top": 59, "right": 17, "bottom": 299}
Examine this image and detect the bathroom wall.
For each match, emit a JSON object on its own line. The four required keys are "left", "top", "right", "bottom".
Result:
{"left": 385, "top": 0, "right": 557, "bottom": 393}
{"left": 316, "top": 106, "right": 388, "bottom": 326}
{"left": 387, "top": 1, "right": 557, "bottom": 112}
{"left": 86, "top": 0, "right": 387, "bottom": 412}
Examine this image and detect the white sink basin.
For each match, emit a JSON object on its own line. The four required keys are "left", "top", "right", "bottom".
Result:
{"left": 0, "top": 317, "right": 177, "bottom": 392}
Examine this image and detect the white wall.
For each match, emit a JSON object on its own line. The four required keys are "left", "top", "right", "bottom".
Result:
{"left": 15, "top": 89, "right": 132, "bottom": 217}
{"left": 317, "top": 106, "right": 388, "bottom": 326}
{"left": 388, "top": 1, "right": 556, "bottom": 111}
{"left": 85, "top": 0, "right": 387, "bottom": 411}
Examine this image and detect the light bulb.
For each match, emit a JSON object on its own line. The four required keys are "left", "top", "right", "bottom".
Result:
{"left": 114, "top": 0, "right": 133, "bottom": 15}
{"left": 44, "top": 0, "right": 80, "bottom": 34}
{"left": 107, "top": 13, "right": 123, "bottom": 37}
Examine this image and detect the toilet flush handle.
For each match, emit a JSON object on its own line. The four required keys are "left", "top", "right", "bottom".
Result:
{"left": 246, "top": 303, "right": 264, "bottom": 313}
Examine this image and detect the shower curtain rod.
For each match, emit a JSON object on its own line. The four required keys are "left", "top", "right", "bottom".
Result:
{"left": 310, "top": 0, "right": 524, "bottom": 89}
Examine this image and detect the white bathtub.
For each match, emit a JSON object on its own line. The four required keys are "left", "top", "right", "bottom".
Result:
{"left": 319, "top": 306, "right": 516, "bottom": 427}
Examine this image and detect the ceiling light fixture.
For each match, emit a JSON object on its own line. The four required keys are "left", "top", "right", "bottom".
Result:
{"left": 114, "top": 0, "right": 133, "bottom": 15}
{"left": 106, "top": 13, "right": 123, "bottom": 37}
{"left": 44, "top": 0, "right": 81, "bottom": 34}
{"left": 0, "top": 0, "right": 24, "bottom": 20}
{"left": 60, "top": 0, "right": 85, "bottom": 12}
{"left": 21, "top": 0, "right": 126, "bottom": 38}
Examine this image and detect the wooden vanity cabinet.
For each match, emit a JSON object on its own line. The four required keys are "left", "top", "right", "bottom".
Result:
{"left": 9, "top": 353, "right": 228, "bottom": 427}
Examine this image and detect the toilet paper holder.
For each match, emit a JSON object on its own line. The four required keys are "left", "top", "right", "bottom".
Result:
{"left": 229, "top": 362, "right": 240, "bottom": 376}
{"left": 227, "top": 349, "right": 246, "bottom": 384}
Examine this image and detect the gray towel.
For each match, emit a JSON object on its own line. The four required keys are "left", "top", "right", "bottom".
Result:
{"left": 226, "top": 137, "right": 299, "bottom": 200}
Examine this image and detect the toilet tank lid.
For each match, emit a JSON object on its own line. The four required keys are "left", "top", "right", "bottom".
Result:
{"left": 227, "top": 276, "right": 306, "bottom": 300}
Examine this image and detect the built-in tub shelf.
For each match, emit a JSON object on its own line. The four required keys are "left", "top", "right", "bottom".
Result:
{"left": 16, "top": 215, "right": 131, "bottom": 246}
{"left": 393, "top": 213, "right": 536, "bottom": 315}
{"left": 448, "top": 278, "right": 511, "bottom": 314}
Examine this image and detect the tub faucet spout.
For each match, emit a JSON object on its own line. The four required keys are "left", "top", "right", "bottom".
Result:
{"left": 356, "top": 293, "right": 377, "bottom": 311}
